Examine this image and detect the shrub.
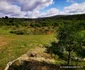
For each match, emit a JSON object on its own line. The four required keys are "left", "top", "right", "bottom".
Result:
{"left": 10, "top": 29, "right": 29, "bottom": 35}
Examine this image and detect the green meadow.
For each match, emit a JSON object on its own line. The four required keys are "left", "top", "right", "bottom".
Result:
{"left": 0, "top": 26, "right": 55, "bottom": 69}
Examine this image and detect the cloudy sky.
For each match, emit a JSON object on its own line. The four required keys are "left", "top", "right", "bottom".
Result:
{"left": 0, "top": 0, "right": 85, "bottom": 18}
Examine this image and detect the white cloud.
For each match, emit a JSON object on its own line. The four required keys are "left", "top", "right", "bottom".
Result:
{"left": 0, "top": 0, "right": 85, "bottom": 18}
{"left": 61, "top": 2, "right": 85, "bottom": 15}
{"left": 41, "top": 8, "right": 60, "bottom": 17}
{"left": 25, "top": 8, "right": 60, "bottom": 18}
{"left": 7, "top": 0, "right": 53, "bottom": 11}
{"left": 0, "top": 0, "right": 26, "bottom": 18}
{"left": 67, "top": 0, "right": 76, "bottom": 3}
{"left": 26, "top": 10, "right": 41, "bottom": 18}
{"left": 0, "top": 0, "right": 54, "bottom": 18}
{"left": 0, "top": 12, "right": 9, "bottom": 17}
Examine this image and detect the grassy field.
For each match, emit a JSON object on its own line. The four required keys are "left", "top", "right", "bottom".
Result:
{"left": 0, "top": 26, "right": 85, "bottom": 70}
{"left": 0, "top": 27, "right": 56, "bottom": 69}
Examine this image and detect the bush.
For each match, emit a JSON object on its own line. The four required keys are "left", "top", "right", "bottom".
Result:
{"left": 10, "top": 29, "right": 29, "bottom": 35}
{"left": 46, "top": 42, "right": 65, "bottom": 59}
{"left": 10, "top": 27, "right": 55, "bottom": 35}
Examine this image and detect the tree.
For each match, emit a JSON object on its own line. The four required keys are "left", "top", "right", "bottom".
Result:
{"left": 57, "top": 22, "right": 85, "bottom": 65}
{"left": 5, "top": 16, "right": 8, "bottom": 19}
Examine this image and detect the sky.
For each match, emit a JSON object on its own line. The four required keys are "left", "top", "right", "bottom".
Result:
{"left": 0, "top": 0, "right": 85, "bottom": 18}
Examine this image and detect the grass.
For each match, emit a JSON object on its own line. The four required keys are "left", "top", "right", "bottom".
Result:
{"left": 0, "top": 26, "right": 85, "bottom": 70}
{"left": 0, "top": 27, "right": 56, "bottom": 69}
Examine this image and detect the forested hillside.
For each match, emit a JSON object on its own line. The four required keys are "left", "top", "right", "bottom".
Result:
{"left": 0, "top": 14, "right": 85, "bottom": 35}
{"left": 0, "top": 14, "right": 85, "bottom": 27}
